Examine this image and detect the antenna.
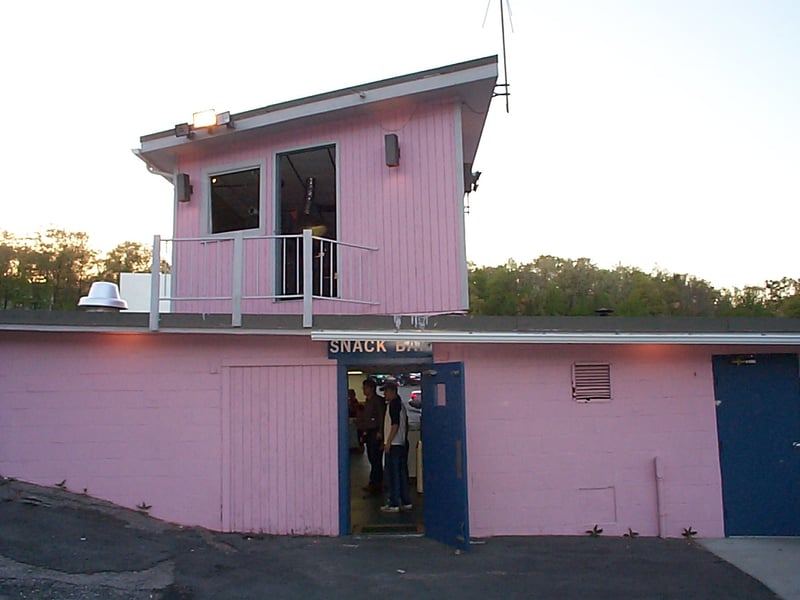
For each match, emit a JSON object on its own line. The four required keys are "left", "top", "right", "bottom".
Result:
{"left": 484, "top": 0, "right": 513, "bottom": 113}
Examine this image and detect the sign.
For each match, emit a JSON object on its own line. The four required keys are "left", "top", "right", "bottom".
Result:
{"left": 328, "top": 340, "right": 433, "bottom": 359}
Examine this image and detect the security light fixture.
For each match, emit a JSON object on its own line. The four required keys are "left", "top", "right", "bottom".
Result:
{"left": 174, "top": 123, "right": 192, "bottom": 138}
{"left": 192, "top": 109, "right": 217, "bottom": 128}
{"left": 175, "top": 111, "right": 234, "bottom": 138}
{"left": 215, "top": 111, "right": 233, "bottom": 127}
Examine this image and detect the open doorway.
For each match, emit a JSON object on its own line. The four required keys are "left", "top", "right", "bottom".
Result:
{"left": 276, "top": 145, "right": 338, "bottom": 297}
{"left": 346, "top": 367, "right": 425, "bottom": 535}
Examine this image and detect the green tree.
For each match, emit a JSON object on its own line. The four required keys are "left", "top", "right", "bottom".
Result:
{"left": 33, "top": 229, "right": 98, "bottom": 310}
{"left": 467, "top": 256, "right": 785, "bottom": 318}
{"left": 100, "top": 241, "right": 153, "bottom": 284}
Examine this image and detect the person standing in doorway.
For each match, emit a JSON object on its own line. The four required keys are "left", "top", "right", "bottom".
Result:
{"left": 380, "top": 380, "right": 412, "bottom": 512}
{"left": 361, "top": 378, "right": 385, "bottom": 494}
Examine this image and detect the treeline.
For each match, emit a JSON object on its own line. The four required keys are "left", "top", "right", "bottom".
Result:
{"left": 0, "top": 230, "right": 155, "bottom": 310}
{"left": 469, "top": 256, "right": 800, "bottom": 318}
{"left": 3, "top": 231, "right": 799, "bottom": 316}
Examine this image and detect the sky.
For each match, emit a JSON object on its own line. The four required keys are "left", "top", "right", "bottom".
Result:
{"left": 1, "top": 0, "right": 797, "bottom": 291}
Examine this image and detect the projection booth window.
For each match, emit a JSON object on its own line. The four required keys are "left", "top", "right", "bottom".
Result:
{"left": 209, "top": 168, "right": 260, "bottom": 234}
{"left": 276, "top": 145, "right": 338, "bottom": 297}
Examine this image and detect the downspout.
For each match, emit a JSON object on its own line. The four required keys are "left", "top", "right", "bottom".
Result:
{"left": 654, "top": 456, "right": 667, "bottom": 538}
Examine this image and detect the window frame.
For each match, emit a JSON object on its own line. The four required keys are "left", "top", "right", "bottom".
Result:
{"left": 202, "top": 159, "right": 267, "bottom": 237}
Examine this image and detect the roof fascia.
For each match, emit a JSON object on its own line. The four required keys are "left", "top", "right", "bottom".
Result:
{"left": 139, "top": 58, "right": 498, "bottom": 154}
{"left": 310, "top": 329, "right": 800, "bottom": 345}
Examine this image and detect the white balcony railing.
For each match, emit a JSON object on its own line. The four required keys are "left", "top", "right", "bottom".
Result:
{"left": 149, "top": 230, "right": 378, "bottom": 330}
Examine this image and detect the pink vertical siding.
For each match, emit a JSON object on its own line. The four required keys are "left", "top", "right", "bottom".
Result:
{"left": 172, "top": 101, "right": 465, "bottom": 317}
{"left": 223, "top": 363, "right": 338, "bottom": 534}
{"left": 0, "top": 332, "right": 339, "bottom": 534}
{"left": 437, "top": 343, "right": 725, "bottom": 539}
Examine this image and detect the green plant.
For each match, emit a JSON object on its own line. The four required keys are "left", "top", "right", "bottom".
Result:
{"left": 682, "top": 527, "right": 697, "bottom": 539}
{"left": 623, "top": 527, "right": 639, "bottom": 538}
{"left": 136, "top": 501, "right": 152, "bottom": 514}
{"left": 586, "top": 525, "right": 603, "bottom": 537}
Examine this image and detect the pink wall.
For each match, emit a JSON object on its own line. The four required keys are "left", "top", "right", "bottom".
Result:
{"left": 170, "top": 100, "right": 466, "bottom": 316}
{"left": 3, "top": 331, "right": 750, "bottom": 539}
{"left": 0, "top": 332, "right": 339, "bottom": 534}
{"left": 437, "top": 343, "right": 726, "bottom": 538}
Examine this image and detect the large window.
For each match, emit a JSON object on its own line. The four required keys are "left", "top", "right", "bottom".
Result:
{"left": 276, "top": 145, "right": 338, "bottom": 297}
{"left": 210, "top": 168, "right": 260, "bottom": 234}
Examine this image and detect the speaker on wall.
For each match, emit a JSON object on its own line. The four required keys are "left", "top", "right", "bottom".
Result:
{"left": 175, "top": 173, "right": 192, "bottom": 203}
{"left": 385, "top": 134, "right": 400, "bottom": 167}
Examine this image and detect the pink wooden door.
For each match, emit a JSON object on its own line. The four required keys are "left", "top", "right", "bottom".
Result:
{"left": 222, "top": 363, "right": 338, "bottom": 534}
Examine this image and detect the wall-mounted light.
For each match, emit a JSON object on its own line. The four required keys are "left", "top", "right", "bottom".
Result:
{"left": 463, "top": 163, "right": 482, "bottom": 194}
{"left": 174, "top": 123, "right": 192, "bottom": 138}
{"left": 215, "top": 111, "right": 232, "bottom": 127}
{"left": 192, "top": 109, "right": 217, "bottom": 128}
{"left": 385, "top": 133, "right": 400, "bottom": 167}
{"left": 174, "top": 110, "right": 234, "bottom": 138}
{"left": 175, "top": 173, "right": 192, "bottom": 203}
{"left": 469, "top": 170, "right": 481, "bottom": 193}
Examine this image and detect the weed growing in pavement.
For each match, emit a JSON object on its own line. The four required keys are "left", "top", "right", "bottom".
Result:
{"left": 586, "top": 524, "right": 603, "bottom": 537}
{"left": 682, "top": 526, "right": 698, "bottom": 539}
{"left": 623, "top": 527, "right": 639, "bottom": 538}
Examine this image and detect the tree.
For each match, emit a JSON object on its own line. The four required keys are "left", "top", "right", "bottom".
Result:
{"left": 467, "top": 256, "right": 790, "bottom": 318}
{"left": 100, "top": 241, "right": 153, "bottom": 284}
{"left": 31, "top": 229, "right": 98, "bottom": 310}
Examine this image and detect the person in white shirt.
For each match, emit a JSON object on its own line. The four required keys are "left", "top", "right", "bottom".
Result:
{"left": 380, "top": 381, "right": 412, "bottom": 512}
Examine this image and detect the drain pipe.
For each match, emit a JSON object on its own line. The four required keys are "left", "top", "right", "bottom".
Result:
{"left": 654, "top": 456, "right": 666, "bottom": 538}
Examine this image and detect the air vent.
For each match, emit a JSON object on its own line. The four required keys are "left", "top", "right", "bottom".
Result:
{"left": 572, "top": 363, "right": 611, "bottom": 403}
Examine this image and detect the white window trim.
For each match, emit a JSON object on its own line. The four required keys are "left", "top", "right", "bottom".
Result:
{"left": 203, "top": 158, "right": 267, "bottom": 237}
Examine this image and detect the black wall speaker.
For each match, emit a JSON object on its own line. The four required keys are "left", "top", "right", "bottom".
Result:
{"left": 175, "top": 173, "right": 192, "bottom": 203}
{"left": 385, "top": 134, "right": 400, "bottom": 167}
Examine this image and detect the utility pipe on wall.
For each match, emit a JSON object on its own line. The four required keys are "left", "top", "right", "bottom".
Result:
{"left": 654, "top": 456, "right": 666, "bottom": 538}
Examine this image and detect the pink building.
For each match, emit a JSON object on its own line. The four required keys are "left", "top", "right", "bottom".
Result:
{"left": 1, "top": 57, "right": 799, "bottom": 549}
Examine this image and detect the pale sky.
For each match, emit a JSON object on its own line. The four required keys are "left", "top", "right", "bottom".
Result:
{"left": 1, "top": 1, "right": 797, "bottom": 290}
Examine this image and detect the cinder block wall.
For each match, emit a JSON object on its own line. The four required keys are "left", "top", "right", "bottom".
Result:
{"left": 439, "top": 343, "right": 725, "bottom": 538}
{"left": 0, "top": 331, "right": 338, "bottom": 534}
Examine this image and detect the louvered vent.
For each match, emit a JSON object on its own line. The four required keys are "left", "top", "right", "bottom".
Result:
{"left": 572, "top": 363, "right": 611, "bottom": 403}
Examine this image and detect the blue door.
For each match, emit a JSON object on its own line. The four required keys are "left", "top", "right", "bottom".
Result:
{"left": 421, "top": 362, "right": 470, "bottom": 550}
{"left": 712, "top": 353, "right": 800, "bottom": 536}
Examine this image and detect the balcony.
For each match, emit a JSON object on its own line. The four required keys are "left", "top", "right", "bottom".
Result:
{"left": 148, "top": 230, "right": 378, "bottom": 329}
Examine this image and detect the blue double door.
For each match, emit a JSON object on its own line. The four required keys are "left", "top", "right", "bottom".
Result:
{"left": 712, "top": 353, "right": 800, "bottom": 536}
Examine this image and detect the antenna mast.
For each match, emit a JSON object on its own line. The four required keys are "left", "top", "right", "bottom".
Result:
{"left": 486, "top": 0, "right": 512, "bottom": 112}
{"left": 498, "top": 0, "right": 511, "bottom": 113}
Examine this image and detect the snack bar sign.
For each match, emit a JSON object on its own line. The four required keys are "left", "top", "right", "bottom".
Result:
{"left": 327, "top": 340, "right": 433, "bottom": 359}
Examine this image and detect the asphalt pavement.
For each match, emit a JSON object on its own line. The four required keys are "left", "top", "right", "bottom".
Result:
{"left": 0, "top": 478, "right": 791, "bottom": 599}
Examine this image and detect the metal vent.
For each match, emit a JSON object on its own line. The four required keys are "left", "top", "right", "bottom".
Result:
{"left": 572, "top": 363, "right": 611, "bottom": 403}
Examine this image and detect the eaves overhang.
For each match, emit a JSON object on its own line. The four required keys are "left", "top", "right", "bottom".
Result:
{"left": 3, "top": 313, "right": 800, "bottom": 346}
{"left": 136, "top": 55, "right": 498, "bottom": 174}
{"left": 309, "top": 329, "right": 800, "bottom": 345}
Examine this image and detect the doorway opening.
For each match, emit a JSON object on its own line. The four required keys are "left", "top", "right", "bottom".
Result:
{"left": 346, "top": 367, "right": 425, "bottom": 535}
{"left": 276, "top": 144, "right": 338, "bottom": 297}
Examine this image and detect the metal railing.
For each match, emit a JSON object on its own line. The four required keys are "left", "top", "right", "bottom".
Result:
{"left": 149, "top": 230, "right": 378, "bottom": 330}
